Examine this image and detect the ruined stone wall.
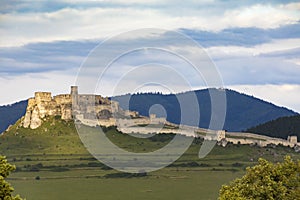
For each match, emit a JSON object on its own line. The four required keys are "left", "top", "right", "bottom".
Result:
{"left": 288, "top": 136, "right": 298, "bottom": 144}
{"left": 75, "top": 114, "right": 116, "bottom": 127}
{"left": 226, "top": 131, "right": 275, "bottom": 141}
{"left": 35, "top": 92, "right": 51, "bottom": 103}
{"left": 23, "top": 92, "right": 72, "bottom": 129}
{"left": 54, "top": 94, "right": 72, "bottom": 105}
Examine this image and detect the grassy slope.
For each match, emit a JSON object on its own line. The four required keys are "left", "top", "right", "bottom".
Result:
{"left": 1, "top": 117, "right": 299, "bottom": 200}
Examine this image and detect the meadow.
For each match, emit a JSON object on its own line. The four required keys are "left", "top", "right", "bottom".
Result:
{"left": 1, "top": 117, "right": 300, "bottom": 199}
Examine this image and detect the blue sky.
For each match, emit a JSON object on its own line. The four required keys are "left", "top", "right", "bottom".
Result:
{"left": 0, "top": 0, "right": 300, "bottom": 112}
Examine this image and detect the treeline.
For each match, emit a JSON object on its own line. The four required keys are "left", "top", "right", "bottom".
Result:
{"left": 112, "top": 89, "right": 297, "bottom": 132}
{"left": 0, "top": 100, "right": 27, "bottom": 133}
{"left": 247, "top": 115, "right": 300, "bottom": 140}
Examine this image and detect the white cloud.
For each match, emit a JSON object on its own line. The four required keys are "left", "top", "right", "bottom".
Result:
{"left": 1, "top": 2, "right": 299, "bottom": 47}
{"left": 0, "top": 70, "right": 77, "bottom": 105}
{"left": 1, "top": 1, "right": 299, "bottom": 114}
{"left": 228, "top": 84, "right": 300, "bottom": 113}
{"left": 206, "top": 38, "right": 300, "bottom": 59}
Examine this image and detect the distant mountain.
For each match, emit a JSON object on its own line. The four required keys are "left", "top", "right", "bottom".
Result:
{"left": 0, "top": 100, "right": 28, "bottom": 133}
{"left": 112, "top": 89, "right": 297, "bottom": 132}
{"left": 0, "top": 89, "right": 297, "bottom": 134}
{"left": 247, "top": 115, "right": 300, "bottom": 140}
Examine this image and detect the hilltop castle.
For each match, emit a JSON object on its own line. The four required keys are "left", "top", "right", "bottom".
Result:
{"left": 22, "top": 86, "right": 164, "bottom": 129}
{"left": 21, "top": 86, "right": 299, "bottom": 150}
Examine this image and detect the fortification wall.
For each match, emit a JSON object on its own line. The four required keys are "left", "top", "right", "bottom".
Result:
{"left": 23, "top": 90, "right": 73, "bottom": 129}
{"left": 117, "top": 126, "right": 198, "bottom": 137}
{"left": 75, "top": 114, "right": 116, "bottom": 127}
{"left": 35, "top": 92, "right": 52, "bottom": 103}
{"left": 54, "top": 94, "right": 72, "bottom": 105}
{"left": 226, "top": 131, "right": 275, "bottom": 140}
{"left": 95, "top": 95, "right": 111, "bottom": 105}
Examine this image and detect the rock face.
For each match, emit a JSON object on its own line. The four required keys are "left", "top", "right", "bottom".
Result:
{"left": 23, "top": 92, "right": 72, "bottom": 129}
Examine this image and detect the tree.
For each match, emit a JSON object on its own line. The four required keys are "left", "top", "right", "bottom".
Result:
{"left": 0, "top": 155, "right": 24, "bottom": 200}
{"left": 219, "top": 156, "right": 300, "bottom": 200}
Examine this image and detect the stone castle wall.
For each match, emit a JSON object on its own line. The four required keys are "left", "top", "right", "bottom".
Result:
{"left": 54, "top": 94, "right": 72, "bottom": 105}
{"left": 35, "top": 92, "right": 52, "bottom": 103}
{"left": 23, "top": 91, "right": 74, "bottom": 129}
{"left": 22, "top": 86, "right": 138, "bottom": 129}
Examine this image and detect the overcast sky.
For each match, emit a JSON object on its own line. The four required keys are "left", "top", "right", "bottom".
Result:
{"left": 0, "top": 0, "right": 300, "bottom": 112}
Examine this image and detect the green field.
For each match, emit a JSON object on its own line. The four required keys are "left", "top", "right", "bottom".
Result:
{"left": 1, "top": 117, "right": 299, "bottom": 200}
{"left": 10, "top": 169, "right": 243, "bottom": 200}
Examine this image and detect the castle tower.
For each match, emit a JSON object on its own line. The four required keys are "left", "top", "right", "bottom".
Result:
{"left": 287, "top": 136, "right": 298, "bottom": 144}
{"left": 217, "top": 130, "right": 226, "bottom": 141}
{"left": 71, "top": 86, "right": 78, "bottom": 108}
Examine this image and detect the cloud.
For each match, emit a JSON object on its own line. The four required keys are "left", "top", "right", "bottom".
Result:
{"left": 215, "top": 56, "right": 300, "bottom": 85}
{"left": 0, "top": 0, "right": 300, "bottom": 114}
{"left": 180, "top": 22, "right": 300, "bottom": 47}
{"left": 0, "top": 41, "right": 94, "bottom": 76}
{"left": 228, "top": 84, "right": 300, "bottom": 113}
{"left": 205, "top": 38, "right": 300, "bottom": 85}
{"left": 1, "top": 2, "right": 299, "bottom": 47}
{"left": 0, "top": 70, "right": 77, "bottom": 105}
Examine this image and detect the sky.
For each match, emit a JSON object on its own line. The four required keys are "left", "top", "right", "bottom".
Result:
{"left": 0, "top": 0, "right": 300, "bottom": 112}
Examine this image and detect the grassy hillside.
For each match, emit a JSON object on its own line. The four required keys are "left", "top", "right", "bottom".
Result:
{"left": 247, "top": 115, "right": 300, "bottom": 140}
{"left": 1, "top": 118, "right": 300, "bottom": 200}
{"left": 0, "top": 100, "right": 27, "bottom": 134}
{"left": 112, "top": 89, "right": 297, "bottom": 132}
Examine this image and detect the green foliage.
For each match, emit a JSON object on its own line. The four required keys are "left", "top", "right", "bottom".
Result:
{"left": 247, "top": 115, "right": 300, "bottom": 140}
{"left": 219, "top": 156, "right": 300, "bottom": 200}
{"left": 0, "top": 155, "right": 24, "bottom": 200}
{"left": 104, "top": 172, "right": 147, "bottom": 179}
{"left": 0, "top": 100, "right": 27, "bottom": 133}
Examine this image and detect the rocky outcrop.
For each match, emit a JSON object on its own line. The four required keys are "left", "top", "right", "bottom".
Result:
{"left": 21, "top": 86, "right": 162, "bottom": 130}
{"left": 22, "top": 92, "right": 72, "bottom": 129}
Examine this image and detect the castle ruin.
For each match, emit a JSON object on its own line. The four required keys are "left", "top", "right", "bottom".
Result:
{"left": 21, "top": 86, "right": 299, "bottom": 150}
{"left": 22, "top": 86, "right": 165, "bottom": 129}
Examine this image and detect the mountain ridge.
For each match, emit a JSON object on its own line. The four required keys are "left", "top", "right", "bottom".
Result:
{"left": 0, "top": 100, "right": 28, "bottom": 134}
{"left": 0, "top": 88, "right": 297, "bottom": 134}
{"left": 112, "top": 88, "right": 297, "bottom": 132}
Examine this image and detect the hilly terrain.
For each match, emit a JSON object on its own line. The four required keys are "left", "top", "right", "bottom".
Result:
{"left": 113, "top": 88, "right": 297, "bottom": 132}
{"left": 1, "top": 116, "right": 300, "bottom": 200}
{"left": 247, "top": 115, "right": 300, "bottom": 140}
{"left": 0, "top": 100, "right": 27, "bottom": 134}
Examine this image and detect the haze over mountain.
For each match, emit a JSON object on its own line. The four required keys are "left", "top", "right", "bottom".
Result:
{"left": 247, "top": 115, "right": 300, "bottom": 140}
{"left": 113, "top": 89, "right": 297, "bottom": 132}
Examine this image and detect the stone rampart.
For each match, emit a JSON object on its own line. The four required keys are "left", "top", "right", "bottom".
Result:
{"left": 54, "top": 94, "right": 72, "bottom": 105}
{"left": 35, "top": 92, "right": 52, "bottom": 103}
